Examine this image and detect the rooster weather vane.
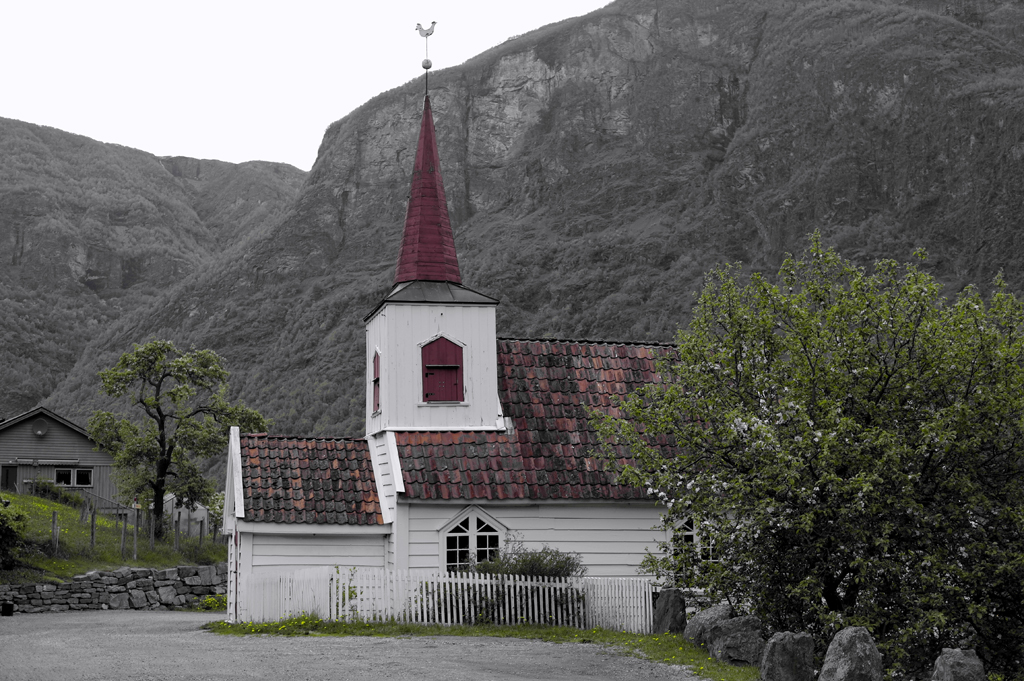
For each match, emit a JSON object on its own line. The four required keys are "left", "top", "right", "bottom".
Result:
{"left": 416, "top": 21, "right": 436, "bottom": 94}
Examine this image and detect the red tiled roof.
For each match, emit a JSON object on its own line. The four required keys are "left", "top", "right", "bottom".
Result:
{"left": 394, "top": 95, "right": 462, "bottom": 285}
{"left": 398, "top": 339, "right": 678, "bottom": 501}
{"left": 239, "top": 434, "right": 382, "bottom": 525}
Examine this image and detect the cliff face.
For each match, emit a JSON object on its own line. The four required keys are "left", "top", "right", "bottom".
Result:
{"left": 33, "top": 0, "right": 1024, "bottom": 438}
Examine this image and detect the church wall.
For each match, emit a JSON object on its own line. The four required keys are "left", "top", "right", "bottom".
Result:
{"left": 403, "top": 501, "right": 666, "bottom": 578}
{"left": 249, "top": 533, "right": 387, "bottom": 573}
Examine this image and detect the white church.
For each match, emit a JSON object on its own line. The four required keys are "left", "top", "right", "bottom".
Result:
{"left": 222, "top": 94, "right": 681, "bottom": 615}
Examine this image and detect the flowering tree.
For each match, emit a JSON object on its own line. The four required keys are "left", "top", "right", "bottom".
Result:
{"left": 598, "top": 238, "right": 1024, "bottom": 676}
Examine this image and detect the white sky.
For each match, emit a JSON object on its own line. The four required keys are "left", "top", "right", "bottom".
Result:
{"left": 2, "top": 1, "right": 610, "bottom": 171}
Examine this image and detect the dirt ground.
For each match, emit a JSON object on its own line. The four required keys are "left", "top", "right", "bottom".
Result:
{"left": 0, "top": 610, "right": 705, "bottom": 681}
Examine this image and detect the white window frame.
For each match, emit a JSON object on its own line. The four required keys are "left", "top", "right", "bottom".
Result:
{"left": 54, "top": 467, "right": 93, "bottom": 487}
{"left": 438, "top": 506, "right": 505, "bottom": 573}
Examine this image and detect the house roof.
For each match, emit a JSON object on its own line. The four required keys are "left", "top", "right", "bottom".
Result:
{"left": 238, "top": 434, "right": 382, "bottom": 526}
{"left": 0, "top": 406, "right": 89, "bottom": 438}
{"left": 363, "top": 280, "right": 497, "bottom": 322}
{"left": 397, "top": 338, "right": 678, "bottom": 501}
{"left": 393, "top": 95, "right": 462, "bottom": 286}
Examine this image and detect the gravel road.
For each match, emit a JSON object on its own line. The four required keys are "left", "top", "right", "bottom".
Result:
{"left": 0, "top": 611, "right": 705, "bottom": 681}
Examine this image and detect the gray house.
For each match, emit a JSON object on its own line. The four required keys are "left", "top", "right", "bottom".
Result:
{"left": 0, "top": 406, "right": 118, "bottom": 507}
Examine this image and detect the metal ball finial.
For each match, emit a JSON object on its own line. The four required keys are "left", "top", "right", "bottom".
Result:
{"left": 422, "top": 59, "right": 432, "bottom": 70}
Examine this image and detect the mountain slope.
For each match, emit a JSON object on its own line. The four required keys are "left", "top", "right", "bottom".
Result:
{"left": 0, "top": 118, "right": 306, "bottom": 417}
{"left": 35, "top": 0, "right": 1024, "bottom": 439}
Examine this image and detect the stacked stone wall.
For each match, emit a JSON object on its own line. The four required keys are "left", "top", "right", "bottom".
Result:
{"left": 0, "top": 564, "right": 227, "bottom": 614}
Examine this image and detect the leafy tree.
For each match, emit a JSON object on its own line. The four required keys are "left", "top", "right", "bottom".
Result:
{"left": 598, "top": 237, "right": 1024, "bottom": 677}
{"left": 88, "top": 340, "right": 266, "bottom": 540}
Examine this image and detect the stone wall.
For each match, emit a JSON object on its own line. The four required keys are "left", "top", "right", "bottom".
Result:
{"left": 0, "top": 564, "right": 227, "bottom": 614}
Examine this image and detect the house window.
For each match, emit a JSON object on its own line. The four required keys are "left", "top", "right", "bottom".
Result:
{"left": 372, "top": 351, "right": 381, "bottom": 413}
{"left": 54, "top": 468, "right": 93, "bottom": 487}
{"left": 422, "top": 337, "right": 464, "bottom": 402}
{"left": 445, "top": 515, "right": 500, "bottom": 571}
{"left": 681, "top": 517, "right": 716, "bottom": 562}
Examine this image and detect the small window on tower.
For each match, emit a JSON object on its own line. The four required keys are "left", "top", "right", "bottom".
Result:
{"left": 422, "top": 337, "right": 464, "bottom": 402}
{"left": 372, "top": 351, "right": 381, "bottom": 413}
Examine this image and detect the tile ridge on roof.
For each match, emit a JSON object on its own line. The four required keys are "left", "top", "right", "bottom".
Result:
{"left": 497, "top": 336, "right": 676, "bottom": 348}
{"left": 241, "top": 432, "right": 367, "bottom": 444}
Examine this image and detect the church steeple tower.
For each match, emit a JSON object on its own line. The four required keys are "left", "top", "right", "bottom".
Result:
{"left": 394, "top": 96, "right": 461, "bottom": 285}
{"left": 363, "top": 91, "right": 502, "bottom": 438}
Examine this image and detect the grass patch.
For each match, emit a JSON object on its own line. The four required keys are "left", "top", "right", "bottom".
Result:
{"left": 204, "top": 617, "right": 758, "bottom": 681}
{"left": 0, "top": 491, "right": 225, "bottom": 584}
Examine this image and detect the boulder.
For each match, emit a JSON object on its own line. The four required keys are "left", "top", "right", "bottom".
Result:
{"left": 108, "top": 592, "right": 130, "bottom": 610}
{"left": 931, "top": 649, "right": 985, "bottom": 681}
{"left": 653, "top": 589, "right": 687, "bottom": 634}
{"left": 819, "top": 627, "right": 883, "bottom": 681}
{"left": 760, "top": 632, "right": 815, "bottom": 681}
{"left": 684, "top": 602, "right": 734, "bottom": 648}
{"left": 709, "top": 614, "right": 766, "bottom": 666}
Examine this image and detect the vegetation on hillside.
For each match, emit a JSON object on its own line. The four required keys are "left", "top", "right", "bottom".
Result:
{"left": 0, "top": 0, "right": 1017, "bottom": 444}
{"left": 599, "top": 238, "right": 1024, "bottom": 677}
{"left": 0, "top": 491, "right": 225, "bottom": 584}
{"left": 0, "top": 117, "right": 305, "bottom": 421}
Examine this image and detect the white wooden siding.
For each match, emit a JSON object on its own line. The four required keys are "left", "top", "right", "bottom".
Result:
{"left": 365, "top": 303, "right": 503, "bottom": 434}
{"left": 402, "top": 502, "right": 666, "bottom": 578}
{"left": 367, "top": 433, "right": 396, "bottom": 523}
{"left": 250, "top": 533, "right": 386, "bottom": 573}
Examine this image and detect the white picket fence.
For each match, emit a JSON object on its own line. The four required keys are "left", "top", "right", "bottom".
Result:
{"left": 243, "top": 568, "right": 653, "bottom": 633}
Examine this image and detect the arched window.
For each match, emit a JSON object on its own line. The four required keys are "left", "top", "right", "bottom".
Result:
{"left": 445, "top": 513, "right": 501, "bottom": 572}
{"left": 422, "top": 337, "right": 463, "bottom": 402}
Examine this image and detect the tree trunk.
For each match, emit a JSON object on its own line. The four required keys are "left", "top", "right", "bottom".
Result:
{"left": 152, "top": 478, "right": 166, "bottom": 541}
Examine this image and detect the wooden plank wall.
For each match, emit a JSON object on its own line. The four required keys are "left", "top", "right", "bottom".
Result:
{"left": 404, "top": 501, "right": 666, "bottom": 578}
{"left": 250, "top": 533, "right": 387, "bottom": 574}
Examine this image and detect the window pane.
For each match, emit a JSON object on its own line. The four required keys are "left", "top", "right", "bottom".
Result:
{"left": 55, "top": 469, "right": 72, "bottom": 486}
{"left": 75, "top": 469, "right": 93, "bottom": 486}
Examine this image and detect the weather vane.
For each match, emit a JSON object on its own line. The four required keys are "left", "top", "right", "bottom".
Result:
{"left": 416, "top": 21, "right": 436, "bottom": 94}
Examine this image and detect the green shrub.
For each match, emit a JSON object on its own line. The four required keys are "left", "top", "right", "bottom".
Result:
{"left": 475, "top": 534, "right": 587, "bottom": 579}
{"left": 30, "top": 480, "right": 86, "bottom": 508}
{"left": 0, "top": 497, "right": 27, "bottom": 568}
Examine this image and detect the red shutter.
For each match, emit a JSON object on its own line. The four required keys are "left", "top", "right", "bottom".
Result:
{"left": 422, "top": 337, "right": 464, "bottom": 402}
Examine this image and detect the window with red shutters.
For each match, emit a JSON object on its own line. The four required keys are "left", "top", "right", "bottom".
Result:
{"left": 422, "top": 337, "right": 464, "bottom": 402}
{"left": 372, "top": 351, "right": 381, "bottom": 413}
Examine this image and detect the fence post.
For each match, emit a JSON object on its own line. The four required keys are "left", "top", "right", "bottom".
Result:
{"left": 174, "top": 511, "right": 180, "bottom": 552}
{"left": 90, "top": 505, "right": 97, "bottom": 549}
{"left": 133, "top": 508, "right": 138, "bottom": 560}
{"left": 199, "top": 519, "right": 205, "bottom": 549}
{"left": 148, "top": 508, "right": 155, "bottom": 551}
{"left": 51, "top": 511, "right": 59, "bottom": 553}
{"left": 120, "top": 509, "right": 127, "bottom": 559}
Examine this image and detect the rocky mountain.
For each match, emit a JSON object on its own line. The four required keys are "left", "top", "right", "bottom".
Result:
{"left": 0, "top": 117, "right": 306, "bottom": 417}
{"left": 8, "top": 0, "right": 1024, "bottom": 442}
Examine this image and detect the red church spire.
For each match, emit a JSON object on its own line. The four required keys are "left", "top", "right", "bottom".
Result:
{"left": 393, "top": 95, "right": 462, "bottom": 285}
